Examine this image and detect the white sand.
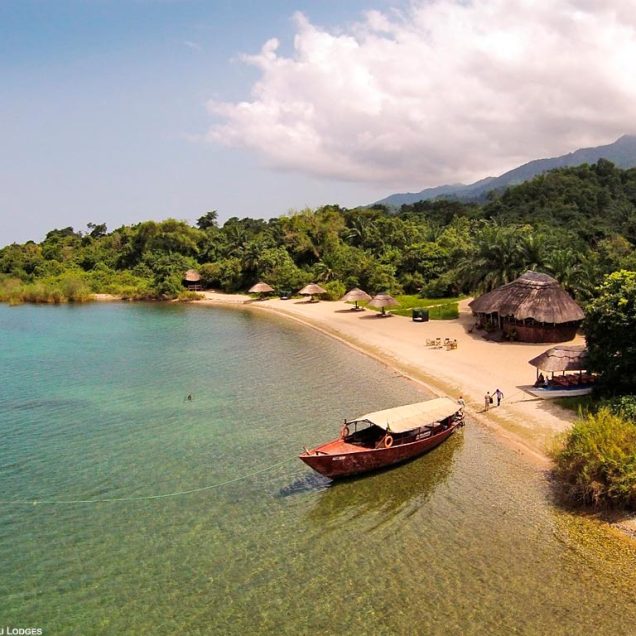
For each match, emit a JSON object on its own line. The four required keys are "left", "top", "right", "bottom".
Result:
{"left": 199, "top": 292, "right": 587, "bottom": 466}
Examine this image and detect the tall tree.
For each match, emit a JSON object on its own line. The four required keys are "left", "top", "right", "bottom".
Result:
{"left": 584, "top": 270, "right": 636, "bottom": 393}
{"left": 197, "top": 210, "right": 219, "bottom": 230}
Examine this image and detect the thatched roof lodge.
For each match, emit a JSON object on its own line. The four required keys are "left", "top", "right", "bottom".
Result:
{"left": 468, "top": 271, "right": 584, "bottom": 343}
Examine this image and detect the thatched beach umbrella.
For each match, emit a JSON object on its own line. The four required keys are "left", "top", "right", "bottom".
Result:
{"left": 368, "top": 293, "right": 399, "bottom": 316}
{"left": 468, "top": 271, "right": 585, "bottom": 342}
{"left": 341, "top": 287, "right": 372, "bottom": 310}
{"left": 248, "top": 281, "right": 275, "bottom": 299}
{"left": 299, "top": 283, "right": 327, "bottom": 302}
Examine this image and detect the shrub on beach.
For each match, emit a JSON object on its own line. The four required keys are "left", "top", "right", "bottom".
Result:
{"left": 604, "top": 395, "right": 636, "bottom": 422}
{"left": 322, "top": 280, "right": 346, "bottom": 301}
{"left": 177, "top": 290, "right": 203, "bottom": 302}
{"left": 428, "top": 302, "right": 459, "bottom": 320}
{"left": 552, "top": 407, "right": 636, "bottom": 510}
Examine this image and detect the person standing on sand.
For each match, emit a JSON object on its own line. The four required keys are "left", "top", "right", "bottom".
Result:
{"left": 457, "top": 396, "right": 465, "bottom": 413}
{"left": 484, "top": 391, "right": 491, "bottom": 411}
{"left": 493, "top": 388, "right": 504, "bottom": 407}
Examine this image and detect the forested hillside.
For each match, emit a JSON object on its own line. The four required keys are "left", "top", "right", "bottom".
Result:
{"left": 1, "top": 160, "right": 635, "bottom": 303}
{"left": 378, "top": 134, "right": 636, "bottom": 206}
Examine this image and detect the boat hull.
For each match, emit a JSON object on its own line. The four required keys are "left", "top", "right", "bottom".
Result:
{"left": 299, "top": 426, "right": 457, "bottom": 479}
{"left": 527, "top": 386, "right": 593, "bottom": 399}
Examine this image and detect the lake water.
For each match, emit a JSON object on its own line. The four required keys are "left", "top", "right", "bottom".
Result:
{"left": 1, "top": 302, "right": 635, "bottom": 635}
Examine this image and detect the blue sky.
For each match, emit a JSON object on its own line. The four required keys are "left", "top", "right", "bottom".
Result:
{"left": 2, "top": 1, "right": 635, "bottom": 244}
{"left": 1, "top": 0, "right": 395, "bottom": 244}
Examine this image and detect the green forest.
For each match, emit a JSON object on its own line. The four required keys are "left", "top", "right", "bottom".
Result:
{"left": 2, "top": 158, "right": 636, "bottom": 305}
{"left": 2, "top": 158, "right": 636, "bottom": 509}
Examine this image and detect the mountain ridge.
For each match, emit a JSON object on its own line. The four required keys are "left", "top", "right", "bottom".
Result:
{"left": 376, "top": 134, "right": 636, "bottom": 207}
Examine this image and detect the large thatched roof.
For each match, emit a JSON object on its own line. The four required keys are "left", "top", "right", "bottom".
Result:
{"left": 184, "top": 269, "right": 201, "bottom": 282}
{"left": 468, "top": 271, "right": 584, "bottom": 324}
{"left": 528, "top": 345, "right": 588, "bottom": 372}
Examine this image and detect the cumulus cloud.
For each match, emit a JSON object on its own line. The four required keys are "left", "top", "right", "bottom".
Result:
{"left": 206, "top": 1, "right": 636, "bottom": 188}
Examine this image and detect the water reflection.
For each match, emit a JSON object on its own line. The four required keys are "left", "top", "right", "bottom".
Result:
{"left": 304, "top": 432, "right": 463, "bottom": 531}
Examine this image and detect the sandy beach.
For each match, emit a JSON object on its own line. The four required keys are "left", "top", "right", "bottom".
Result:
{"left": 196, "top": 291, "right": 586, "bottom": 468}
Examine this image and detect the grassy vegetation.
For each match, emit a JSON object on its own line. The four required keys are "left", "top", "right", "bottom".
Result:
{"left": 554, "top": 395, "right": 596, "bottom": 413}
{"left": 176, "top": 290, "right": 204, "bottom": 302}
{"left": 0, "top": 271, "right": 153, "bottom": 305}
{"left": 552, "top": 408, "right": 636, "bottom": 510}
{"left": 555, "top": 394, "right": 636, "bottom": 422}
{"left": 363, "top": 294, "right": 461, "bottom": 320}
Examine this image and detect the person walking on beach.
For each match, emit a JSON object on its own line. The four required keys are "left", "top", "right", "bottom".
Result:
{"left": 493, "top": 388, "right": 504, "bottom": 407}
{"left": 484, "top": 391, "right": 491, "bottom": 411}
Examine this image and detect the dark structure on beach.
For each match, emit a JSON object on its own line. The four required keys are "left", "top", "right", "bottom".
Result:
{"left": 468, "top": 271, "right": 585, "bottom": 343}
{"left": 183, "top": 269, "right": 202, "bottom": 291}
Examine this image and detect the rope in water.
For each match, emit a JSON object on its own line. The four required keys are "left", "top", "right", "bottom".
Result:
{"left": 0, "top": 457, "right": 296, "bottom": 506}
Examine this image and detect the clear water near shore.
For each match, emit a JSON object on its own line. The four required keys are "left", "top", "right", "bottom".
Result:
{"left": 1, "top": 302, "right": 635, "bottom": 635}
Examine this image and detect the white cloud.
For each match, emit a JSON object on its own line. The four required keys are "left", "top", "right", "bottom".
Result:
{"left": 206, "top": 1, "right": 636, "bottom": 189}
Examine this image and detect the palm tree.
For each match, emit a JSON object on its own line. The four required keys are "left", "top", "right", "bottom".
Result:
{"left": 345, "top": 215, "right": 377, "bottom": 248}
{"left": 544, "top": 248, "right": 580, "bottom": 293}
{"left": 457, "top": 223, "right": 525, "bottom": 292}
{"left": 518, "top": 231, "right": 545, "bottom": 272}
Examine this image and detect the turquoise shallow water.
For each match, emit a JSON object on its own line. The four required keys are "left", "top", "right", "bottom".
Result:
{"left": 1, "top": 302, "right": 636, "bottom": 635}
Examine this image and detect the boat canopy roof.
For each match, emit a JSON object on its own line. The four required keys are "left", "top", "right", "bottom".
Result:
{"left": 350, "top": 397, "right": 459, "bottom": 433}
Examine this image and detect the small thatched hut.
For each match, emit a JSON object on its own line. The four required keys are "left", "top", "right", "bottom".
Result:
{"left": 528, "top": 345, "right": 594, "bottom": 386}
{"left": 528, "top": 345, "right": 588, "bottom": 373}
{"left": 469, "top": 271, "right": 584, "bottom": 343}
{"left": 183, "top": 269, "right": 202, "bottom": 291}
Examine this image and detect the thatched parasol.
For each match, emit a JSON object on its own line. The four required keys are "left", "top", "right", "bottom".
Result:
{"left": 528, "top": 345, "right": 588, "bottom": 372}
{"left": 341, "top": 287, "right": 372, "bottom": 310}
{"left": 469, "top": 271, "right": 584, "bottom": 324}
{"left": 248, "top": 281, "right": 274, "bottom": 299}
{"left": 184, "top": 269, "right": 201, "bottom": 282}
{"left": 299, "top": 283, "right": 327, "bottom": 302}
{"left": 368, "top": 293, "right": 399, "bottom": 316}
{"left": 249, "top": 282, "right": 274, "bottom": 293}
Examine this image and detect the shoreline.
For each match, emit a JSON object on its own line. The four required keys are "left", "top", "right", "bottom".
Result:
{"left": 251, "top": 301, "right": 552, "bottom": 468}
{"left": 194, "top": 292, "right": 636, "bottom": 539}
{"left": 195, "top": 292, "right": 575, "bottom": 468}
{"left": 9, "top": 292, "right": 636, "bottom": 537}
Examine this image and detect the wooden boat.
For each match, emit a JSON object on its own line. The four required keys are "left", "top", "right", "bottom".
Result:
{"left": 299, "top": 397, "right": 464, "bottom": 479}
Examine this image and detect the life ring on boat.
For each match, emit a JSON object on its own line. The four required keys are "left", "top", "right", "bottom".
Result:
{"left": 384, "top": 435, "right": 394, "bottom": 448}
{"left": 340, "top": 425, "right": 350, "bottom": 439}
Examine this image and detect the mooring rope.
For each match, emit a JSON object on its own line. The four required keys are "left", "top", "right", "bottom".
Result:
{"left": 0, "top": 457, "right": 296, "bottom": 506}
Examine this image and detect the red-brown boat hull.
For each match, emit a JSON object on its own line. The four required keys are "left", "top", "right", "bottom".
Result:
{"left": 299, "top": 425, "right": 458, "bottom": 479}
